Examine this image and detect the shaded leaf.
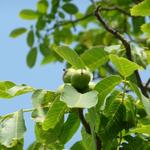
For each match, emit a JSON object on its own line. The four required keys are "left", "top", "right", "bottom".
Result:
{"left": 129, "top": 82, "right": 150, "bottom": 115}
{"left": 62, "top": 3, "right": 78, "bottom": 14}
{"left": 59, "top": 112, "right": 80, "bottom": 144}
{"left": 27, "top": 30, "right": 34, "bottom": 47}
{"left": 26, "top": 47, "right": 37, "bottom": 68}
{"left": 71, "top": 141, "right": 86, "bottom": 150}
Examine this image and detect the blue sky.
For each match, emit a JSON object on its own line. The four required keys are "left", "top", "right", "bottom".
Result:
{"left": 0, "top": 0, "right": 90, "bottom": 149}
{"left": 0, "top": 0, "right": 149, "bottom": 149}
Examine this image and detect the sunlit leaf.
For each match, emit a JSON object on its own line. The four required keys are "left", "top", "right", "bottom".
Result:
{"left": 19, "top": 9, "right": 39, "bottom": 20}
{"left": 141, "top": 23, "right": 150, "bottom": 37}
{"left": 109, "top": 54, "right": 142, "bottom": 77}
{"left": 54, "top": 45, "right": 85, "bottom": 69}
{"left": 131, "top": 0, "right": 150, "bottom": 16}
{"left": 95, "top": 75, "right": 122, "bottom": 109}
{"left": 42, "top": 96, "right": 67, "bottom": 130}
{"left": 37, "top": 0, "right": 48, "bottom": 14}
{"left": 0, "top": 81, "right": 34, "bottom": 99}
{"left": 0, "top": 110, "right": 26, "bottom": 147}
{"left": 10, "top": 28, "right": 27, "bottom": 38}
{"left": 81, "top": 46, "right": 108, "bottom": 71}
{"left": 130, "top": 125, "right": 150, "bottom": 135}
{"left": 60, "top": 84, "right": 98, "bottom": 108}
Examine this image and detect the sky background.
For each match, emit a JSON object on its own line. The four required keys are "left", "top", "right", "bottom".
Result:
{"left": 0, "top": 0, "right": 90, "bottom": 149}
{"left": 0, "top": 0, "right": 149, "bottom": 149}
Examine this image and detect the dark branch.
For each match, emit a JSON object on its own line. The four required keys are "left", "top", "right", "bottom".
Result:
{"left": 78, "top": 108, "right": 91, "bottom": 134}
{"left": 47, "top": 6, "right": 130, "bottom": 32}
{"left": 78, "top": 108, "right": 102, "bottom": 150}
{"left": 94, "top": 6, "right": 149, "bottom": 98}
{"left": 145, "top": 78, "right": 150, "bottom": 89}
{"left": 47, "top": 13, "right": 93, "bottom": 32}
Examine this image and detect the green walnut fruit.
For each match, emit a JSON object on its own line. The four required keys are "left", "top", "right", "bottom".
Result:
{"left": 146, "top": 38, "right": 150, "bottom": 49}
{"left": 63, "top": 68, "right": 75, "bottom": 83}
{"left": 71, "top": 69, "right": 93, "bottom": 90}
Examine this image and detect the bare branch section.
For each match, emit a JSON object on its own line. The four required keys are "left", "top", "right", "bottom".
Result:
{"left": 47, "top": 6, "right": 130, "bottom": 32}
{"left": 94, "top": 6, "right": 149, "bottom": 97}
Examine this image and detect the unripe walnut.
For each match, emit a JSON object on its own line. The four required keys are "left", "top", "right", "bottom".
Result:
{"left": 71, "top": 69, "right": 93, "bottom": 90}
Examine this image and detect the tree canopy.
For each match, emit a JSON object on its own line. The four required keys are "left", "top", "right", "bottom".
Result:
{"left": 0, "top": 0, "right": 150, "bottom": 149}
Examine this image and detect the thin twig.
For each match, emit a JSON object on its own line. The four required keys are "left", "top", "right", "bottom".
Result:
{"left": 47, "top": 6, "right": 131, "bottom": 32}
{"left": 94, "top": 6, "right": 149, "bottom": 97}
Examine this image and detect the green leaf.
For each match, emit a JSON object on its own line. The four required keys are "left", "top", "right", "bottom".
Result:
{"left": 59, "top": 112, "right": 80, "bottom": 144}
{"left": 130, "top": 125, "right": 150, "bottom": 135}
{"left": 129, "top": 82, "right": 150, "bottom": 115}
{"left": 122, "top": 135, "right": 150, "bottom": 150}
{"left": 37, "top": 0, "right": 48, "bottom": 14}
{"left": 81, "top": 46, "right": 108, "bottom": 71}
{"left": 62, "top": 3, "right": 78, "bottom": 14}
{"left": 42, "top": 97, "right": 67, "bottom": 130}
{"left": 0, "top": 81, "right": 34, "bottom": 99}
{"left": 60, "top": 85, "right": 98, "bottom": 108}
{"left": 10, "top": 28, "right": 27, "bottom": 38}
{"left": 31, "top": 89, "right": 57, "bottom": 122}
{"left": 26, "top": 47, "right": 37, "bottom": 68}
{"left": 141, "top": 23, "right": 150, "bottom": 37}
{"left": 81, "top": 128, "right": 95, "bottom": 150}
{"left": 131, "top": 0, "right": 150, "bottom": 16}
{"left": 35, "top": 119, "right": 63, "bottom": 144}
{"left": 71, "top": 141, "right": 86, "bottom": 150}
{"left": 0, "top": 110, "right": 26, "bottom": 147}
{"left": 54, "top": 45, "right": 85, "bottom": 69}
{"left": 102, "top": 99, "right": 126, "bottom": 141}
{"left": 27, "top": 30, "right": 34, "bottom": 47}
{"left": 19, "top": 9, "right": 39, "bottom": 20}
{"left": 109, "top": 54, "right": 142, "bottom": 77}
{"left": 95, "top": 75, "right": 122, "bottom": 109}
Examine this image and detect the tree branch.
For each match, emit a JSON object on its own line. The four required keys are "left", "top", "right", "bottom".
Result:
{"left": 78, "top": 108, "right": 91, "bottom": 134}
{"left": 78, "top": 108, "right": 102, "bottom": 150}
{"left": 47, "top": 6, "right": 130, "bottom": 32}
{"left": 94, "top": 6, "right": 149, "bottom": 98}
